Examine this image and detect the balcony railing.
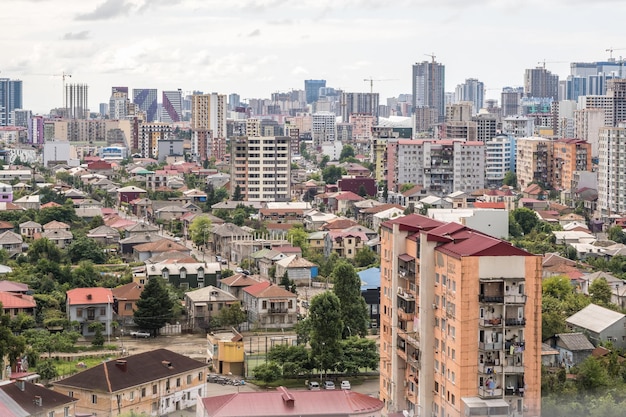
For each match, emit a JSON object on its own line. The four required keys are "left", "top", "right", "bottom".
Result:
{"left": 503, "top": 365, "right": 525, "bottom": 374}
{"left": 479, "top": 387, "right": 503, "bottom": 399}
{"left": 504, "top": 294, "right": 527, "bottom": 304}
{"left": 268, "top": 307, "right": 288, "bottom": 313}
{"left": 480, "top": 318, "right": 502, "bottom": 327}
{"left": 479, "top": 341, "right": 503, "bottom": 351}
{"left": 478, "top": 363, "right": 503, "bottom": 374}
{"left": 505, "top": 318, "right": 526, "bottom": 326}
{"left": 479, "top": 294, "right": 504, "bottom": 303}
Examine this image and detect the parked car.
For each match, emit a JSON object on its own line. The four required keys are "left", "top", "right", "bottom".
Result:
{"left": 324, "top": 381, "right": 335, "bottom": 390}
{"left": 130, "top": 330, "right": 150, "bottom": 338}
{"left": 235, "top": 267, "right": 243, "bottom": 273}
{"left": 341, "top": 380, "right": 351, "bottom": 390}
{"left": 308, "top": 381, "right": 320, "bottom": 390}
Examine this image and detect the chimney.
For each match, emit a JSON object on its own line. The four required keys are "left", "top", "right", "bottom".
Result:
{"left": 86, "top": 294, "right": 92, "bottom": 300}
{"left": 16, "top": 379, "right": 25, "bottom": 391}
{"left": 279, "top": 387, "right": 295, "bottom": 407}
{"left": 34, "top": 396, "right": 42, "bottom": 407}
{"left": 115, "top": 360, "right": 128, "bottom": 372}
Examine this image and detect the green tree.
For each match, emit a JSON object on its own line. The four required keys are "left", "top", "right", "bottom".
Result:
{"left": 503, "top": 171, "right": 517, "bottom": 187}
{"left": 23, "top": 329, "right": 79, "bottom": 358}
{"left": 508, "top": 213, "right": 523, "bottom": 238}
{"left": 0, "top": 303, "right": 27, "bottom": 371}
{"left": 36, "top": 204, "right": 77, "bottom": 225}
{"left": 287, "top": 224, "right": 309, "bottom": 256}
{"left": 357, "top": 184, "right": 368, "bottom": 197}
{"left": 216, "top": 302, "right": 246, "bottom": 328}
{"left": 400, "top": 183, "right": 416, "bottom": 193}
{"left": 295, "top": 317, "right": 312, "bottom": 345}
{"left": 233, "top": 184, "right": 243, "bottom": 201}
{"left": 37, "top": 359, "right": 58, "bottom": 383}
{"left": 339, "top": 145, "right": 355, "bottom": 161}
{"left": 134, "top": 277, "right": 174, "bottom": 335}
{"left": 28, "top": 238, "right": 63, "bottom": 263}
{"left": 322, "top": 165, "right": 345, "bottom": 184}
{"left": 589, "top": 277, "right": 613, "bottom": 305}
{"left": 89, "top": 215, "right": 105, "bottom": 229}
{"left": 511, "top": 207, "right": 539, "bottom": 235}
{"left": 189, "top": 216, "right": 212, "bottom": 248}
{"left": 608, "top": 226, "right": 626, "bottom": 244}
{"left": 253, "top": 361, "right": 281, "bottom": 387}
{"left": 542, "top": 275, "right": 573, "bottom": 300}
{"left": 68, "top": 237, "right": 107, "bottom": 264}
{"left": 267, "top": 344, "right": 311, "bottom": 377}
{"left": 319, "top": 155, "right": 330, "bottom": 169}
{"left": 332, "top": 261, "right": 369, "bottom": 337}
{"left": 309, "top": 292, "right": 343, "bottom": 375}
{"left": 576, "top": 356, "right": 610, "bottom": 390}
{"left": 354, "top": 248, "right": 378, "bottom": 267}
{"left": 89, "top": 322, "right": 105, "bottom": 347}
{"left": 338, "top": 337, "right": 379, "bottom": 376}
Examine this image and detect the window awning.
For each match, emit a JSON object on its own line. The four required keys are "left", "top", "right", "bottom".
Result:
{"left": 398, "top": 253, "right": 415, "bottom": 262}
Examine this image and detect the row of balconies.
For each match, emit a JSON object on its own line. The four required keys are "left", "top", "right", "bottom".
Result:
{"left": 479, "top": 294, "right": 527, "bottom": 304}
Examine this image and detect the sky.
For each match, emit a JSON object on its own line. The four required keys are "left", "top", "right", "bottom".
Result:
{"left": 3, "top": 0, "right": 626, "bottom": 114}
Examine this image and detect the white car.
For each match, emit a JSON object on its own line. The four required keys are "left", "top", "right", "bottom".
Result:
{"left": 323, "top": 381, "right": 335, "bottom": 390}
{"left": 341, "top": 380, "right": 351, "bottom": 390}
{"left": 235, "top": 267, "right": 243, "bottom": 273}
{"left": 130, "top": 330, "right": 150, "bottom": 338}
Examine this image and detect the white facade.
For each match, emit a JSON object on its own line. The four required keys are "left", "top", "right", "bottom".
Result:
{"left": 485, "top": 135, "right": 515, "bottom": 186}
{"left": 138, "top": 123, "right": 172, "bottom": 158}
{"left": 598, "top": 125, "right": 626, "bottom": 217}
{"left": 502, "top": 116, "right": 534, "bottom": 138}
{"left": 191, "top": 93, "right": 227, "bottom": 158}
{"left": 575, "top": 108, "right": 605, "bottom": 157}
{"left": 43, "top": 140, "right": 71, "bottom": 166}
{"left": 312, "top": 112, "right": 337, "bottom": 148}
{"left": 428, "top": 208, "right": 509, "bottom": 239}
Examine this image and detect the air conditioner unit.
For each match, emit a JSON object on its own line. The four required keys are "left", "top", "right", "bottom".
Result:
{"left": 432, "top": 304, "right": 438, "bottom": 310}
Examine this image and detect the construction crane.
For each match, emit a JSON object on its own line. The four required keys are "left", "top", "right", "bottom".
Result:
{"left": 363, "top": 77, "right": 397, "bottom": 94}
{"left": 424, "top": 52, "right": 436, "bottom": 63}
{"left": 29, "top": 71, "right": 72, "bottom": 110}
{"left": 537, "top": 60, "right": 566, "bottom": 69}
{"left": 606, "top": 47, "right": 626, "bottom": 60}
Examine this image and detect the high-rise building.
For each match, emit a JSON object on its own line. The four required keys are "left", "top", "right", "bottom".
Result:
{"left": 485, "top": 134, "right": 516, "bottom": 187}
{"left": 99, "top": 103, "right": 109, "bottom": 118}
{"left": 304, "top": 80, "right": 326, "bottom": 104}
{"left": 138, "top": 122, "right": 172, "bottom": 158}
{"left": 341, "top": 92, "right": 380, "bottom": 122}
{"left": 109, "top": 87, "right": 129, "bottom": 120}
{"left": 412, "top": 60, "right": 445, "bottom": 122}
{"left": 0, "top": 78, "right": 23, "bottom": 126}
{"left": 191, "top": 93, "right": 227, "bottom": 161}
{"left": 551, "top": 138, "right": 592, "bottom": 191}
{"left": 524, "top": 67, "right": 559, "bottom": 100}
{"left": 473, "top": 112, "right": 498, "bottom": 143}
{"left": 228, "top": 93, "right": 241, "bottom": 111}
{"left": 574, "top": 108, "right": 605, "bottom": 157}
{"left": 162, "top": 90, "right": 183, "bottom": 123}
{"left": 65, "top": 83, "right": 89, "bottom": 119}
{"left": 598, "top": 124, "right": 626, "bottom": 217}
{"left": 501, "top": 87, "right": 524, "bottom": 117}
{"left": 231, "top": 136, "right": 291, "bottom": 201}
{"left": 516, "top": 137, "right": 552, "bottom": 188}
{"left": 455, "top": 78, "right": 484, "bottom": 114}
{"left": 502, "top": 116, "right": 535, "bottom": 139}
{"left": 379, "top": 214, "right": 542, "bottom": 417}
{"left": 312, "top": 112, "right": 337, "bottom": 148}
{"left": 132, "top": 89, "right": 158, "bottom": 122}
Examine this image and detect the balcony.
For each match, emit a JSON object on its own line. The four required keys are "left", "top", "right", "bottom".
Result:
{"left": 479, "top": 341, "right": 503, "bottom": 351}
{"left": 479, "top": 294, "right": 504, "bottom": 303}
{"left": 479, "top": 387, "right": 503, "bottom": 399}
{"left": 398, "top": 307, "right": 413, "bottom": 322}
{"left": 505, "top": 318, "right": 526, "bottom": 326}
{"left": 478, "top": 362, "right": 503, "bottom": 375}
{"left": 480, "top": 318, "right": 502, "bottom": 327}
{"left": 268, "top": 307, "right": 288, "bottom": 314}
{"left": 504, "top": 294, "right": 527, "bottom": 304}
{"left": 503, "top": 364, "right": 525, "bottom": 374}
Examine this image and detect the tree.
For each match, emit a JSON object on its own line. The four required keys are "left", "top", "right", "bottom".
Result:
{"left": 36, "top": 204, "right": 77, "bottom": 225}
{"left": 233, "top": 184, "right": 243, "bottom": 201}
{"left": 319, "top": 155, "right": 330, "bottom": 169}
{"left": 134, "top": 277, "right": 174, "bottom": 335}
{"left": 189, "top": 216, "right": 212, "bottom": 248}
{"left": 576, "top": 356, "right": 610, "bottom": 390}
{"left": 28, "top": 238, "right": 63, "bottom": 263}
{"left": 267, "top": 344, "right": 311, "bottom": 377}
{"left": 357, "top": 184, "right": 368, "bottom": 197}
{"left": 23, "top": 329, "right": 79, "bottom": 358}
{"left": 0, "top": 303, "right": 27, "bottom": 371}
{"left": 253, "top": 362, "right": 281, "bottom": 387}
{"left": 400, "top": 183, "right": 416, "bottom": 193}
{"left": 338, "top": 337, "right": 379, "bottom": 376}
{"left": 68, "top": 237, "right": 107, "bottom": 264}
{"left": 89, "top": 322, "right": 105, "bottom": 347}
{"left": 216, "top": 302, "right": 246, "bottom": 328}
{"left": 295, "top": 317, "right": 312, "bottom": 345}
{"left": 503, "top": 171, "right": 517, "bottom": 187}
{"left": 322, "top": 165, "right": 344, "bottom": 185}
{"left": 309, "top": 292, "right": 343, "bottom": 375}
{"left": 354, "top": 248, "right": 378, "bottom": 268}
{"left": 339, "top": 145, "right": 355, "bottom": 161}
{"left": 589, "top": 277, "right": 613, "bottom": 305}
{"left": 37, "top": 359, "right": 58, "bottom": 383}
{"left": 287, "top": 224, "right": 309, "bottom": 256}
{"left": 608, "top": 226, "right": 626, "bottom": 244}
{"left": 511, "top": 208, "right": 539, "bottom": 235}
{"left": 542, "top": 275, "right": 573, "bottom": 300}
{"left": 332, "top": 261, "right": 369, "bottom": 338}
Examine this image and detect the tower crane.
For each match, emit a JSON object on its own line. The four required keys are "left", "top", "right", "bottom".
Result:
{"left": 537, "top": 60, "right": 566, "bottom": 69}
{"left": 28, "top": 71, "right": 72, "bottom": 110}
{"left": 606, "top": 47, "right": 626, "bottom": 60}
{"left": 363, "top": 77, "right": 397, "bottom": 94}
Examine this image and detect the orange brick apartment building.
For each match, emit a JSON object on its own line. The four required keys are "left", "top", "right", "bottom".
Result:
{"left": 379, "top": 215, "right": 541, "bottom": 417}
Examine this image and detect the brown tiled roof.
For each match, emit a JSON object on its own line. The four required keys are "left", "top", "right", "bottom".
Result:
{"left": 53, "top": 349, "right": 206, "bottom": 392}
{"left": 243, "top": 282, "right": 296, "bottom": 299}
{"left": 0, "top": 291, "right": 36, "bottom": 309}
{"left": 220, "top": 274, "right": 262, "bottom": 287}
{"left": 321, "top": 218, "right": 359, "bottom": 230}
{"left": 133, "top": 240, "right": 189, "bottom": 253}
{"left": 0, "top": 381, "right": 76, "bottom": 415}
{"left": 360, "top": 203, "right": 404, "bottom": 214}
{"left": 111, "top": 282, "right": 144, "bottom": 300}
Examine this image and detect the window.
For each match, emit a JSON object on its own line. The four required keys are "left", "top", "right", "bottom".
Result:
{"left": 199, "top": 372, "right": 203, "bottom": 381}
{"left": 153, "top": 385, "right": 157, "bottom": 394}
{"left": 262, "top": 300, "right": 267, "bottom": 309}
{"left": 162, "top": 269, "right": 169, "bottom": 279}
{"left": 68, "top": 391, "right": 73, "bottom": 398}
{"left": 100, "top": 308, "right": 106, "bottom": 316}
{"left": 125, "top": 302, "right": 133, "bottom": 311}
{"left": 130, "top": 391, "right": 134, "bottom": 400}
{"left": 76, "top": 308, "right": 82, "bottom": 318}
{"left": 49, "top": 412, "right": 54, "bottom": 417}
{"left": 152, "top": 402, "right": 158, "bottom": 412}
{"left": 180, "top": 268, "right": 187, "bottom": 279}
{"left": 64, "top": 407, "right": 70, "bottom": 417}
{"left": 142, "top": 387, "right": 146, "bottom": 397}
{"left": 187, "top": 374, "right": 192, "bottom": 384}
{"left": 176, "top": 377, "right": 181, "bottom": 387}
{"left": 92, "top": 394, "right": 97, "bottom": 404}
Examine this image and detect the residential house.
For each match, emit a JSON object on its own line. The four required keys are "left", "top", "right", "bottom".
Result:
{"left": 326, "top": 191, "right": 364, "bottom": 214}
{"left": 242, "top": 281, "right": 298, "bottom": 330}
{"left": 522, "top": 184, "right": 546, "bottom": 200}
{"left": 372, "top": 207, "right": 405, "bottom": 230}
{"left": 43, "top": 220, "right": 71, "bottom": 232}
{"left": 274, "top": 255, "right": 317, "bottom": 285}
{"left": 125, "top": 222, "right": 160, "bottom": 238}
{"left": 211, "top": 223, "right": 252, "bottom": 262}
{"left": 0, "top": 231, "right": 22, "bottom": 257}
{"left": 0, "top": 280, "right": 28, "bottom": 294}
{"left": 66, "top": 287, "right": 114, "bottom": 337}
{"left": 0, "top": 182, "right": 13, "bottom": 202}
{"left": 197, "top": 387, "right": 384, "bottom": 417}
{"left": 320, "top": 217, "right": 360, "bottom": 231}
{"left": 182, "top": 189, "right": 207, "bottom": 204}
{"left": 307, "top": 231, "right": 328, "bottom": 254}
{"left": 219, "top": 274, "right": 263, "bottom": 301}
{"left": 303, "top": 210, "right": 338, "bottom": 231}
{"left": 358, "top": 267, "right": 381, "bottom": 329}
{"left": 40, "top": 229, "right": 73, "bottom": 249}
{"left": 184, "top": 285, "right": 238, "bottom": 330}
{"left": 13, "top": 195, "right": 40, "bottom": 210}
{"left": 119, "top": 233, "right": 163, "bottom": 255}
{"left": 133, "top": 239, "right": 190, "bottom": 262}
{"left": 111, "top": 282, "right": 144, "bottom": 327}
{"left": 19, "top": 221, "right": 42, "bottom": 240}
{"left": 87, "top": 225, "right": 121, "bottom": 245}
{"left": 146, "top": 258, "right": 221, "bottom": 289}
{"left": 400, "top": 184, "right": 428, "bottom": 206}
{"left": 206, "top": 330, "right": 245, "bottom": 376}
{"left": 259, "top": 206, "right": 307, "bottom": 224}
{"left": 566, "top": 303, "right": 626, "bottom": 349}
{"left": 155, "top": 205, "right": 189, "bottom": 221}
{"left": 324, "top": 230, "right": 368, "bottom": 260}
{"left": 358, "top": 204, "right": 404, "bottom": 229}
{"left": 118, "top": 185, "right": 147, "bottom": 205}
{"left": 551, "top": 333, "right": 595, "bottom": 371}
{"left": 0, "top": 291, "right": 36, "bottom": 318}
{"left": 52, "top": 349, "right": 208, "bottom": 417}
{"left": 255, "top": 249, "right": 289, "bottom": 279}
{"left": 0, "top": 220, "right": 14, "bottom": 233}
{"left": 0, "top": 380, "right": 77, "bottom": 417}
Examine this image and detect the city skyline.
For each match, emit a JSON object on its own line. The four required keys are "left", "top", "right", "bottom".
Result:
{"left": 2, "top": 0, "right": 626, "bottom": 114}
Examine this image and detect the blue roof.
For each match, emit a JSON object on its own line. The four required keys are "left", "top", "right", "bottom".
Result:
{"left": 358, "top": 267, "right": 380, "bottom": 291}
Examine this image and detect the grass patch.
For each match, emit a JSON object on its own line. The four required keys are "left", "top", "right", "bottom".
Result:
{"left": 51, "top": 355, "right": 118, "bottom": 377}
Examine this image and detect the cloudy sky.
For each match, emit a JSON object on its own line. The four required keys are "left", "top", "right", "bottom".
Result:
{"left": 2, "top": 0, "right": 626, "bottom": 114}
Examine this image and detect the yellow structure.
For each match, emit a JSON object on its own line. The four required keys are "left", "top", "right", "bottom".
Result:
{"left": 379, "top": 215, "right": 541, "bottom": 417}
{"left": 207, "top": 329, "right": 245, "bottom": 376}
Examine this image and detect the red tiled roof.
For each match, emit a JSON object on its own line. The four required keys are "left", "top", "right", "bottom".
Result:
{"left": 321, "top": 218, "right": 359, "bottom": 230}
{"left": 40, "top": 201, "right": 61, "bottom": 209}
{"left": 435, "top": 231, "right": 532, "bottom": 259}
{"left": 67, "top": 287, "right": 113, "bottom": 305}
{"left": 381, "top": 214, "right": 444, "bottom": 232}
{"left": 0, "top": 291, "right": 36, "bottom": 309}
{"left": 220, "top": 274, "right": 262, "bottom": 287}
{"left": 473, "top": 202, "right": 506, "bottom": 209}
{"left": 331, "top": 191, "right": 364, "bottom": 201}
{"left": 243, "top": 282, "right": 296, "bottom": 298}
{"left": 111, "top": 282, "right": 144, "bottom": 300}
{"left": 134, "top": 240, "right": 189, "bottom": 253}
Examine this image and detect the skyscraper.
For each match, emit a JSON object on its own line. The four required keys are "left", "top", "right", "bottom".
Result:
{"left": 501, "top": 87, "right": 524, "bottom": 117}
{"left": 412, "top": 60, "right": 445, "bottom": 122}
{"left": 523, "top": 67, "right": 559, "bottom": 100}
{"left": 162, "top": 90, "right": 183, "bottom": 123}
{"left": 0, "top": 78, "right": 23, "bottom": 126}
{"left": 133, "top": 89, "right": 158, "bottom": 122}
{"left": 191, "top": 93, "right": 227, "bottom": 161}
{"left": 109, "top": 87, "right": 129, "bottom": 120}
{"left": 65, "top": 83, "right": 89, "bottom": 119}
{"left": 455, "top": 78, "right": 484, "bottom": 114}
{"left": 340, "top": 92, "right": 380, "bottom": 123}
{"left": 304, "top": 79, "right": 326, "bottom": 104}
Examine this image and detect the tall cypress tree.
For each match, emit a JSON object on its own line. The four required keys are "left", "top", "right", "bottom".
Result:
{"left": 332, "top": 261, "right": 369, "bottom": 338}
{"left": 134, "top": 277, "right": 174, "bottom": 335}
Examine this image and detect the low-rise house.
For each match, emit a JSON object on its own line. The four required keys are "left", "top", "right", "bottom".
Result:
{"left": 324, "top": 230, "right": 367, "bottom": 260}
{"left": 197, "top": 387, "right": 384, "bottom": 417}
{"left": 255, "top": 249, "right": 289, "bottom": 279}
{"left": 155, "top": 205, "right": 189, "bottom": 221}
{"left": 40, "top": 229, "right": 73, "bottom": 248}
{"left": 0, "top": 291, "right": 36, "bottom": 318}
{"left": 206, "top": 330, "right": 245, "bottom": 376}
{"left": 303, "top": 210, "right": 337, "bottom": 231}
{"left": 550, "top": 333, "right": 595, "bottom": 371}
{"left": 372, "top": 207, "right": 405, "bottom": 230}
{"left": 358, "top": 204, "right": 404, "bottom": 229}
{"left": 147, "top": 258, "right": 220, "bottom": 290}
{"left": 326, "top": 191, "right": 364, "bottom": 214}
{"left": 119, "top": 233, "right": 162, "bottom": 255}
{"left": 52, "top": 349, "right": 208, "bottom": 417}
{"left": 0, "top": 231, "right": 22, "bottom": 257}
{"left": 20, "top": 220, "right": 43, "bottom": 239}
{"left": 184, "top": 285, "right": 238, "bottom": 330}
{"left": 87, "top": 225, "right": 121, "bottom": 245}
{"left": 66, "top": 287, "right": 114, "bottom": 337}
{"left": 275, "top": 255, "right": 317, "bottom": 285}
{"left": 133, "top": 239, "right": 190, "bottom": 262}
{"left": 13, "top": 194, "right": 40, "bottom": 210}
{"left": 117, "top": 185, "right": 147, "bottom": 205}
{"left": 111, "top": 282, "right": 144, "bottom": 327}
{"left": 242, "top": 281, "right": 297, "bottom": 330}
{"left": 0, "top": 182, "right": 13, "bottom": 203}
{"left": 0, "top": 380, "right": 77, "bottom": 417}
{"left": 219, "top": 273, "right": 262, "bottom": 301}
{"left": 43, "top": 220, "right": 71, "bottom": 232}
{"left": 0, "top": 280, "right": 28, "bottom": 294}
{"left": 566, "top": 303, "right": 626, "bottom": 349}
{"left": 0, "top": 220, "right": 14, "bottom": 233}
{"left": 307, "top": 231, "right": 328, "bottom": 254}
{"left": 211, "top": 223, "right": 252, "bottom": 261}
{"left": 125, "top": 222, "right": 160, "bottom": 238}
